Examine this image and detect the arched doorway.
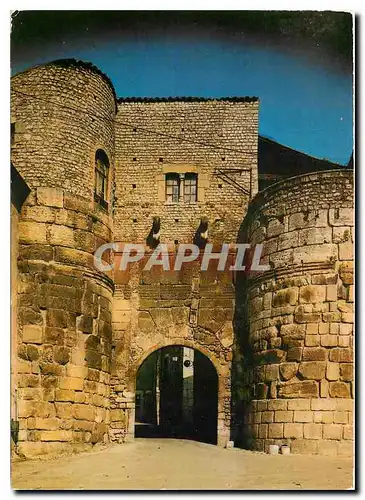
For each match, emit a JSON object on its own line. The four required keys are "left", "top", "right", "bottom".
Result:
{"left": 135, "top": 345, "right": 218, "bottom": 444}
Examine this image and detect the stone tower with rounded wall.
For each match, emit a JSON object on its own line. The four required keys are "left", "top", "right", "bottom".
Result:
{"left": 11, "top": 60, "right": 116, "bottom": 457}
{"left": 238, "top": 170, "right": 354, "bottom": 456}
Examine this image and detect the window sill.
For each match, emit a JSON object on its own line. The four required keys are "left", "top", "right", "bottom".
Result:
{"left": 164, "top": 200, "right": 198, "bottom": 206}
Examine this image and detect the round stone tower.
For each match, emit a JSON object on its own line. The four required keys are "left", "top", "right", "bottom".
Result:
{"left": 11, "top": 59, "right": 116, "bottom": 457}
{"left": 240, "top": 170, "right": 354, "bottom": 456}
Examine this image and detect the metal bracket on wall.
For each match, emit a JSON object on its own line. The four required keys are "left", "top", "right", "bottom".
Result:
{"left": 214, "top": 168, "right": 252, "bottom": 197}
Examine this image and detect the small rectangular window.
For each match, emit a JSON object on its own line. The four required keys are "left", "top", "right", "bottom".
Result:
{"left": 166, "top": 173, "right": 180, "bottom": 203}
{"left": 184, "top": 173, "right": 198, "bottom": 203}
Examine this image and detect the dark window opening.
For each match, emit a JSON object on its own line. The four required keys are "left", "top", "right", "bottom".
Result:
{"left": 133, "top": 157, "right": 137, "bottom": 161}
{"left": 218, "top": 183, "right": 223, "bottom": 188}
{"left": 184, "top": 173, "right": 198, "bottom": 203}
{"left": 11, "top": 123, "right": 15, "bottom": 146}
{"left": 94, "top": 149, "right": 109, "bottom": 209}
{"left": 166, "top": 173, "right": 180, "bottom": 203}
{"left": 159, "top": 157, "right": 164, "bottom": 162}
{"left": 132, "top": 184, "right": 137, "bottom": 189}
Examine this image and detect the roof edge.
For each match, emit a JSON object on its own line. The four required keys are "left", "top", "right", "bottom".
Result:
{"left": 117, "top": 96, "right": 259, "bottom": 103}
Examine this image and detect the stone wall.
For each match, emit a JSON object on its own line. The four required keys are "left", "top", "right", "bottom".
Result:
{"left": 11, "top": 61, "right": 116, "bottom": 457}
{"left": 10, "top": 58, "right": 354, "bottom": 458}
{"left": 114, "top": 98, "right": 259, "bottom": 244}
{"left": 109, "top": 98, "right": 259, "bottom": 446}
{"left": 236, "top": 170, "right": 354, "bottom": 456}
{"left": 110, "top": 255, "right": 235, "bottom": 446}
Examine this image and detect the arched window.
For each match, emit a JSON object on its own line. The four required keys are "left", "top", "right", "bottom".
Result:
{"left": 94, "top": 149, "right": 109, "bottom": 209}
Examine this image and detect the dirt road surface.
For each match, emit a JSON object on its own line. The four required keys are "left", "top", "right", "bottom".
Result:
{"left": 12, "top": 438, "right": 354, "bottom": 490}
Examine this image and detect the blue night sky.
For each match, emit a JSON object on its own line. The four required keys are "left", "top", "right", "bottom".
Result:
{"left": 11, "top": 19, "right": 353, "bottom": 165}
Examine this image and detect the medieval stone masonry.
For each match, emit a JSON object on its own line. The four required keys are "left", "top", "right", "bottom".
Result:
{"left": 10, "top": 59, "right": 354, "bottom": 458}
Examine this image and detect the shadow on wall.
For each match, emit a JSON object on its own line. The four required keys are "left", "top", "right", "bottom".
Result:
{"left": 230, "top": 214, "right": 255, "bottom": 449}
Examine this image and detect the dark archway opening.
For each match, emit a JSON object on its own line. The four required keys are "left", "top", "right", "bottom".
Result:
{"left": 135, "top": 346, "right": 218, "bottom": 444}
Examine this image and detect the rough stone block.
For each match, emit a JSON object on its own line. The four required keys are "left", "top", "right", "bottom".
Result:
{"left": 328, "top": 208, "right": 353, "bottom": 227}
{"left": 298, "top": 227, "right": 332, "bottom": 246}
{"left": 303, "top": 423, "right": 322, "bottom": 439}
{"left": 299, "top": 285, "right": 326, "bottom": 304}
{"left": 39, "top": 430, "right": 72, "bottom": 442}
{"left": 329, "top": 381, "right": 351, "bottom": 398}
{"left": 340, "top": 363, "right": 353, "bottom": 381}
{"left": 302, "top": 347, "right": 327, "bottom": 361}
{"left": 73, "top": 404, "right": 95, "bottom": 421}
{"left": 283, "top": 423, "right": 303, "bottom": 438}
{"left": 326, "top": 285, "right": 338, "bottom": 302}
{"left": 339, "top": 323, "right": 353, "bottom": 336}
{"left": 287, "top": 399, "right": 311, "bottom": 411}
{"left": 329, "top": 348, "right": 353, "bottom": 363}
{"left": 272, "top": 288, "right": 298, "bottom": 307}
{"left": 294, "top": 306, "right": 321, "bottom": 324}
{"left": 320, "top": 335, "right": 338, "bottom": 347}
{"left": 339, "top": 262, "right": 353, "bottom": 285}
{"left": 275, "top": 410, "right": 293, "bottom": 422}
{"left": 279, "top": 362, "right": 298, "bottom": 381}
{"left": 313, "top": 411, "right": 334, "bottom": 423}
{"left": 333, "top": 411, "right": 348, "bottom": 424}
{"left": 268, "top": 423, "right": 284, "bottom": 438}
{"left": 265, "top": 364, "right": 279, "bottom": 382}
{"left": 326, "top": 362, "right": 340, "bottom": 381}
{"left": 298, "top": 362, "right": 326, "bottom": 380}
{"left": 66, "top": 365, "right": 88, "bottom": 379}
{"left": 55, "top": 402, "right": 73, "bottom": 419}
{"left": 19, "top": 221, "right": 48, "bottom": 244}
{"left": 49, "top": 225, "right": 75, "bottom": 247}
{"left": 286, "top": 347, "right": 303, "bottom": 362}
{"left": 293, "top": 244, "right": 338, "bottom": 265}
{"left": 267, "top": 400, "right": 287, "bottom": 411}
{"left": 37, "top": 187, "right": 64, "bottom": 208}
{"left": 290, "top": 439, "right": 318, "bottom": 455}
{"left": 305, "top": 335, "right": 320, "bottom": 347}
{"left": 343, "top": 425, "right": 354, "bottom": 440}
{"left": 261, "top": 411, "right": 274, "bottom": 423}
{"left": 44, "top": 327, "right": 65, "bottom": 346}
{"left": 258, "top": 424, "right": 268, "bottom": 439}
{"left": 319, "top": 323, "right": 329, "bottom": 334}
{"left": 59, "top": 377, "right": 84, "bottom": 391}
{"left": 47, "top": 309, "right": 68, "bottom": 328}
{"left": 323, "top": 423, "right": 342, "bottom": 440}
{"left": 267, "top": 218, "right": 285, "bottom": 238}
{"left": 22, "top": 325, "right": 43, "bottom": 344}
{"left": 27, "top": 417, "right": 59, "bottom": 430}
{"left": 278, "top": 380, "right": 318, "bottom": 398}
{"left": 293, "top": 410, "right": 313, "bottom": 423}
{"left": 55, "top": 389, "right": 75, "bottom": 402}
{"left": 332, "top": 226, "right": 352, "bottom": 244}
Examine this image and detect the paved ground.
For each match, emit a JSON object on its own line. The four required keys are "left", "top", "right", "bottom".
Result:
{"left": 12, "top": 438, "right": 354, "bottom": 490}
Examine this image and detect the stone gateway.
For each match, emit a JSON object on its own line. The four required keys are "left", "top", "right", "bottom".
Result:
{"left": 10, "top": 59, "right": 354, "bottom": 458}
